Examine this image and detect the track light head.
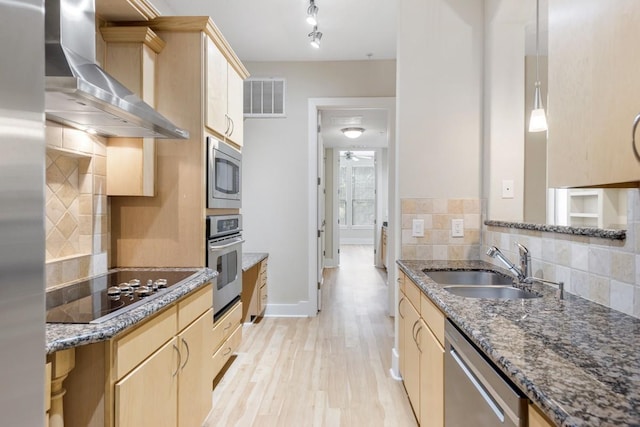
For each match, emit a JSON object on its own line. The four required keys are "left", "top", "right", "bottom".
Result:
{"left": 309, "top": 26, "right": 322, "bottom": 48}
{"left": 306, "top": 1, "right": 318, "bottom": 26}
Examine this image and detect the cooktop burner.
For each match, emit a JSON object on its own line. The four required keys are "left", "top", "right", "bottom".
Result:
{"left": 46, "top": 270, "right": 199, "bottom": 324}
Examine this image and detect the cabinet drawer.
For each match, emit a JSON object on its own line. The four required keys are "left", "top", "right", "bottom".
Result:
{"left": 212, "top": 301, "right": 242, "bottom": 350}
{"left": 405, "top": 279, "right": 422, "bottom": 311}
{"left": 259, "top": 259, "right": 268, "bottom": 275}
{"left": 115, "top": 306, "right": 177, "bottom": 379}
{"left": 421, "top": 293, "right": 445, "bottom": 346}
{"left": 178, "top": 283, "right": 213, "bottom": 331}
{"left": 211, "top": 324, "right": 242, "bottom": 380}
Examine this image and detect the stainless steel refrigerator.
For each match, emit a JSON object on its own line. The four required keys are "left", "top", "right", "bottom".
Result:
{"left": 0, "top": 1, "right": 46, "bottom": 425}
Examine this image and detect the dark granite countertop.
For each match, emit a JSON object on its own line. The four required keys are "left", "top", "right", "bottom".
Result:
{"left": 397, "top": 260, "right": 640, "bottom": 427}
{"left": 485, "top": 219, "right": 626, "bottom": 240}
{"left": 46, "top": 268, "right": 217, "bottom": 354}
{"left": 242, "top": 252, "right": 268, "bottom": 272}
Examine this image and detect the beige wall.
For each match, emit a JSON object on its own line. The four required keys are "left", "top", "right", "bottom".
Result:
{"left": 397, "top": 0, "right": 484, "bottom": 261}
{"left": 44, "top": 122, "right": 109, "bottom": 289}
{"left": 242, "top": 60, "right": 396, "bottom": 312}
{"left": 397, "top": 0, "right": 484, "bottom": 202}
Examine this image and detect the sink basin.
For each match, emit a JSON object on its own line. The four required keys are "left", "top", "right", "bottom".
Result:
{"left": 443, "top": 285, "right": 541, "bottom": 299}
{"left": 424, "top": 270, "right": 513, "bottom": 286}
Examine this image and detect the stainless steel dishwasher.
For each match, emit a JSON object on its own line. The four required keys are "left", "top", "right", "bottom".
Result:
{"left": 444, "top": 320, "right": 527, "bottom": 427}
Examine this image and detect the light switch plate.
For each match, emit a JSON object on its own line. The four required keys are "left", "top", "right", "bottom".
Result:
{"left": 502, "top": 180, "right": 515, "bottom": 199}
{"left": 412, "top": 219, "right": 424, "bottom": 237}
{"left": 451, "top": 219, "right": 464, "bottom": 237}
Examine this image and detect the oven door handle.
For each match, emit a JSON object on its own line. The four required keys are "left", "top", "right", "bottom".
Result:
{"left": 208, "top": 238, "right": 245, "bottom": 251}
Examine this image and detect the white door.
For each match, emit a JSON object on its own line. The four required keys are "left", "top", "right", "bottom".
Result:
{"left": 317, "top": 110, "right": 326, "bottom": 311}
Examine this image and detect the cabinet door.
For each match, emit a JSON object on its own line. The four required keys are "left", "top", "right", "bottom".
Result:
{"left": 548, "top": 0, "right": 640, "bottom": 187}
{"left": 206, "top": 37, "right": 228, "bottom": 137}
{"left": 419, "top": 319, "right": 444, "bottom": 427}
{"left": 178, "top": 309, "right": 213, "bottom": 427}
{"left": 115, "top": 338, "right": 178, "bottom": 427}
{"left": 226, "top": 65, "right": 244, "bottom": 147}
{"left": 403, "top": 299, "right": 421, "bottom": 418}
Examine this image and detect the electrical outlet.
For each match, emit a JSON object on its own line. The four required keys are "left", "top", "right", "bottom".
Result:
{"left": 502, "top": 180, "right": 515, "bottom": 199}
{"left": 451, "top": 219, "right": 464, "bottom": 237}
{"left": 412, "top": 219, "right": 424, "bottom": 237}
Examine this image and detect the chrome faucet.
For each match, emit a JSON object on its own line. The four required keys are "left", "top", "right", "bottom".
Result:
{"left": 487, "top": 243, "right": 565, "bottom": 299}
{"left": 486, "top": 244, "right": 529, "bottom": 282}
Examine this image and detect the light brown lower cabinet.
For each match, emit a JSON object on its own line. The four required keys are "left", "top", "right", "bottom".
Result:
{"left": 62, "top": 283, "right": 224, "bottom": 427}
{"left": 528, "top": 403, "right": 555, "bottom": 427}
{"left": 242, "top": 257, "right": 268, "bottom": 323}
{"left": 211, "top": 301, "right": 243, "bottom": 379}
{"left": 115, "top": 337, "right": 178, "bottom": 427}
{"left": 399, "top": 272, "right": 444, "bottom": 427}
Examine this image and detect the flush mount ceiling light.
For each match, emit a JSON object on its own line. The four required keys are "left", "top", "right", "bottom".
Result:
{"left": 528, "top": 0, "right": 548, "bottom": 133}
{"left": 341, "top": 127, "right": 365, "bottom": 139}
{"left": 309, "top": 26, "right": 323, "bottom": 49}
{"left": 306, "top": 0, "right": 318, "bottom": 26}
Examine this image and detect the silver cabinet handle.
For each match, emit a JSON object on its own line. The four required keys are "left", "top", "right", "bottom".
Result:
{"left": 415, "top": 324, "right": 423, "bottom": 353}
{"left": 633, "top": 113, "right": 640, "bottom": 161}
{"left": 172, "top": 344, "right": 181, "bottom": 377}
{"left": 228, "top": 117, "right": 235, "bottom": 136}
{"left": 224, "top": 114, "right": 231, "bottom": 135}
{"left": 223, "top": 346, "right": 232, "bottom": 356}
{"left": 411, "top": 319, "right": 421, "bottom": 343}
{"left": 398, "top": 297, "right": 405, "bottom": 319}
{"left": 180, "top": 338, "right": 190, "bottom": 369}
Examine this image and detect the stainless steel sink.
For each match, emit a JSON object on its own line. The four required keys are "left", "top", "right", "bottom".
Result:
{"left": 424, "top": 270, "right": 514, "bottom": 286}
{"left": 443, "top": 285, "right": 541, "bottom": 299}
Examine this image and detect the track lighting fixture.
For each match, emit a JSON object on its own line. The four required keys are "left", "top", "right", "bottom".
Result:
{"left": 309, "top": 26, "right": 322, "bottom": 49}
{"left": 306, "top": 0, "right": 318, "bottom": 26}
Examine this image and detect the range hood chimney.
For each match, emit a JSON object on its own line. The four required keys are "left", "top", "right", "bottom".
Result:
{"left": 45, "top": 0, "right": 189, "bottom": 139}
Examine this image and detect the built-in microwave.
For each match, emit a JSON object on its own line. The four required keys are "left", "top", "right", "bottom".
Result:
{"left": 207, "top": 137, "right": 241, "bottom": 209}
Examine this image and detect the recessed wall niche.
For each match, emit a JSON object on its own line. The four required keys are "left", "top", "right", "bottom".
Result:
{"left": 45, "top": 149, "right": 92, "bottom": 260}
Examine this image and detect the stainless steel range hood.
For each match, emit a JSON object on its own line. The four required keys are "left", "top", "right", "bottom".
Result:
{"left": 45, "top": 0, "right": 188, "bottom": 139}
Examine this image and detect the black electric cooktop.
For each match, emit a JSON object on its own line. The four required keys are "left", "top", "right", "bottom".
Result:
{"left": 46, "top": 270, "right": 199, "bottom": 324}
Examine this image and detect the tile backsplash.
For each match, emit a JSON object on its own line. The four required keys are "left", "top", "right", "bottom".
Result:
{"left": 482, "top": 189, "right": 640, "bottom": 319}
{"left": 45, "top": 122, "right": 109, "bottom": 289}
{"left": 401, "top": 198, "right": 482, "bottom": 261}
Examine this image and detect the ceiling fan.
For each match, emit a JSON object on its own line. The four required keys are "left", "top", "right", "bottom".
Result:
{"left": 343, "top": 150, "right": 374, "bottom": 161}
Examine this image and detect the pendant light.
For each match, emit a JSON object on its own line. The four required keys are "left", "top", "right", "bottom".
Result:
{"left": 528, "top": 0, "right": 547, "bottom": 133}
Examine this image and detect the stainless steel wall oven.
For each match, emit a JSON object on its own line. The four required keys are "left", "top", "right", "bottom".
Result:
{"left": 207, "top": 137, "right": 241, "bottom": 209}
{"left": 207, "top": 214, "right": 243, "bottom": 319}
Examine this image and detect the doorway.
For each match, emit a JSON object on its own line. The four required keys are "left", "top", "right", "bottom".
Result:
{"left": 307, "top": 97, "right": 396, "bottom": 316}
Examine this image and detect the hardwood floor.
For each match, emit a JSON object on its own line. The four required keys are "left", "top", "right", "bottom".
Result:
{"left": 204, "top": 245, "right": 417, "bottom": 427}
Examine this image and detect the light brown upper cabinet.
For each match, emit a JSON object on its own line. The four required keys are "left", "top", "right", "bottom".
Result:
{"left": 548, "top": 0, "right": 640, "bottom": 188}
{"left": 102, "top": 27, "right": 165, "bottom": 196}
{"left": 206, "top": 37, "right": 245, "bottom": 148}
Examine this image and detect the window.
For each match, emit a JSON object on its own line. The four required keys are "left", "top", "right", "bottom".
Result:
{"left": 338, "top": 151, "right": 375, "bottom": 228}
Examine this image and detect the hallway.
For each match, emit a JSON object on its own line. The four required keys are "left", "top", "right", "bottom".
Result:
{"left": 205, "top": 245, "right": 416, "bottom": 426}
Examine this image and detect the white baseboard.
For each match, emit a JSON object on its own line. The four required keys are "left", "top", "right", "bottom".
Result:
{"left": 263, "top": 301, "right": 314, "bottom": 317}
{"left": 324, "top": 258, "right": 338, "bottom": 268}
{"left": 390, "top": 347, "right": 402, "bottom": 380}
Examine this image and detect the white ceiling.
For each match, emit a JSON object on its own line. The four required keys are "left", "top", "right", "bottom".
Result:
{"left": 320, "top": 109, "right": 389, "bottom": 149}
{"left": 158, "top": 0, "right": 398, "bottom": 62}
{"left": 155, "top": 0, "right": 547, "bottom": 151}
